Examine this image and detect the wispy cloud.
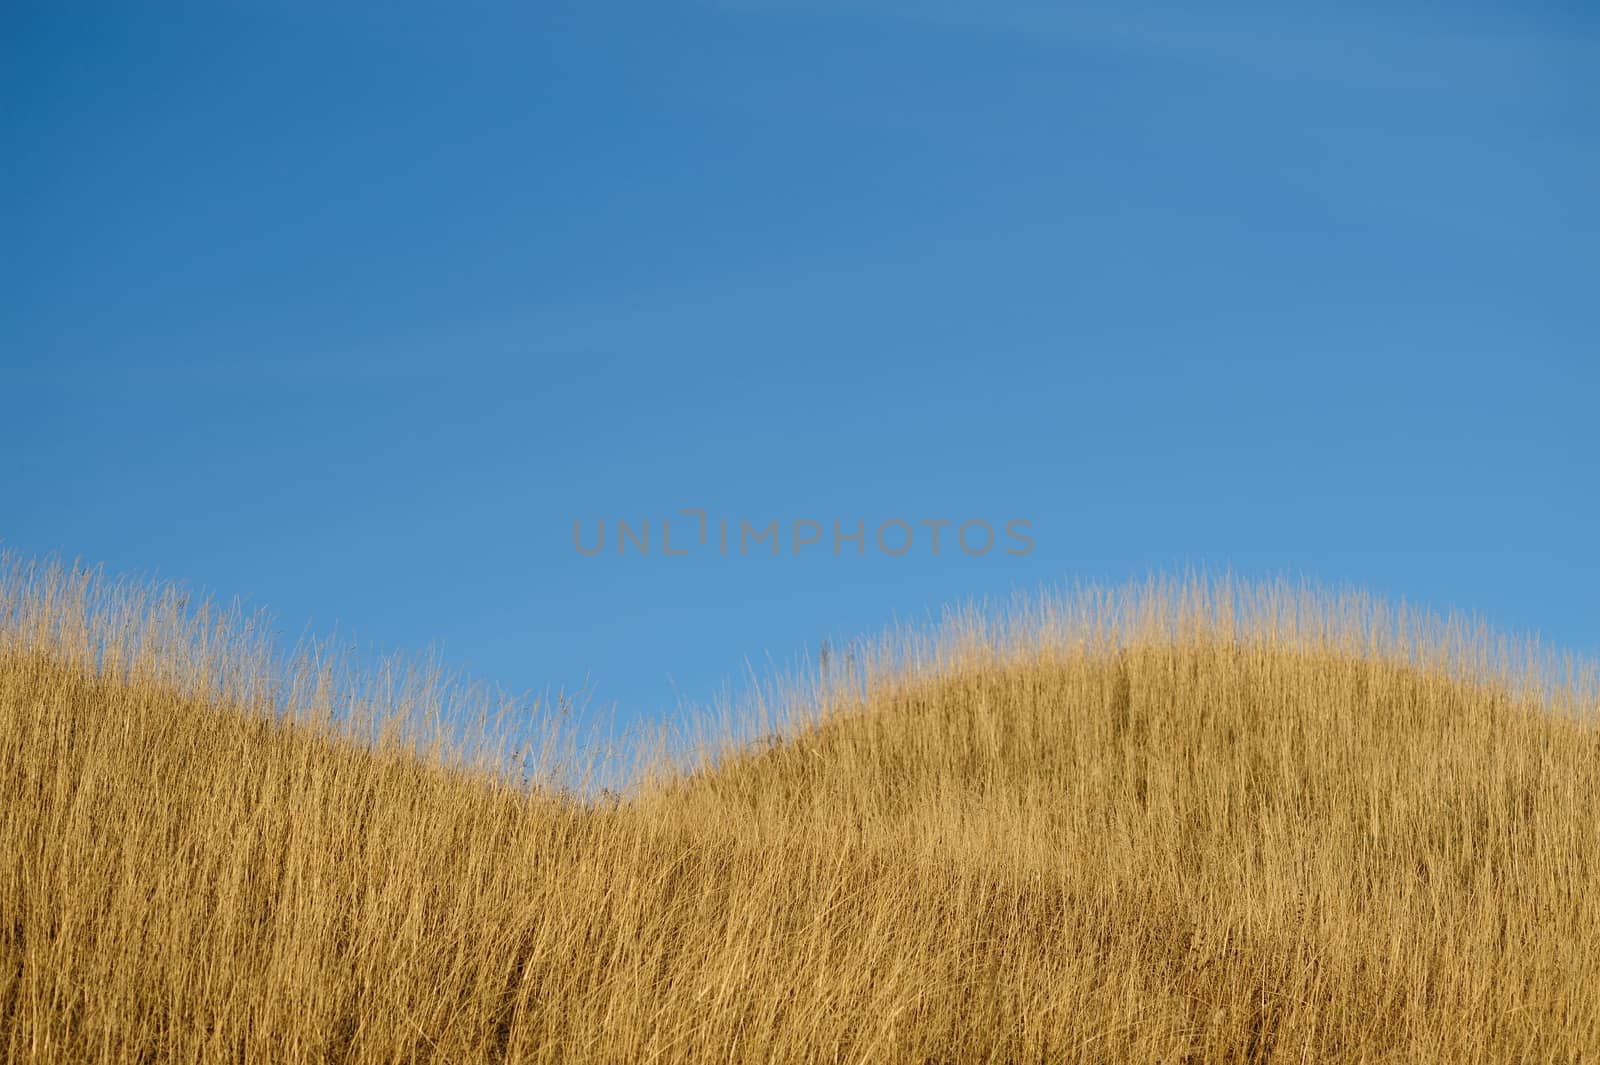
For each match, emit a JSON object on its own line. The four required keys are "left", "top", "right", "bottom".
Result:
{"left": 708, "top": 0, "right": 1598, "bottom": 95}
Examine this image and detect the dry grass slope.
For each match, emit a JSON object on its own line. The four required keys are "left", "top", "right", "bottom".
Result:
{"left": 3, "top": 554, "right": 1598, "bottom": 1062}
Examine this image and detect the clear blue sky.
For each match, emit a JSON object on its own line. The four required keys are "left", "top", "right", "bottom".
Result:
{"left": 5, "top": 2, "right": 1596, "bottom": 731}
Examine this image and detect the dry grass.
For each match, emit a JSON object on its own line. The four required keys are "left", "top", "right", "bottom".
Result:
{"left": 3, "top": 552, "right": 1598, "bottom": 1062}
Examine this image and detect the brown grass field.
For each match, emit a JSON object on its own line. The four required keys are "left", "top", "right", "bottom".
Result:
{"left": 2, "top": 552, "right": 1598, "bottom": 1062}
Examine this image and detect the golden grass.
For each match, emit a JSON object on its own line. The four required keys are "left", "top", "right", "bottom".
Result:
{"left": 3, "top": 553, "right": 1599, "bottom": 1062}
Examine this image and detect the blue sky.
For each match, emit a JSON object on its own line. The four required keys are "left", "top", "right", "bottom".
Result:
{"left": 5, "top": 1, "right": 1596, "bottom": 732}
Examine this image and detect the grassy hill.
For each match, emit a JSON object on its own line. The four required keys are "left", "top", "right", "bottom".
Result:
{"left": 3, "top": 555, "right": 1598, "bottom": 1062}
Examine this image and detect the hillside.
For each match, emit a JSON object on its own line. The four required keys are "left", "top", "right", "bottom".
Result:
{"left": 3, "top": 557, "right": 1599, "bottom": 1062}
